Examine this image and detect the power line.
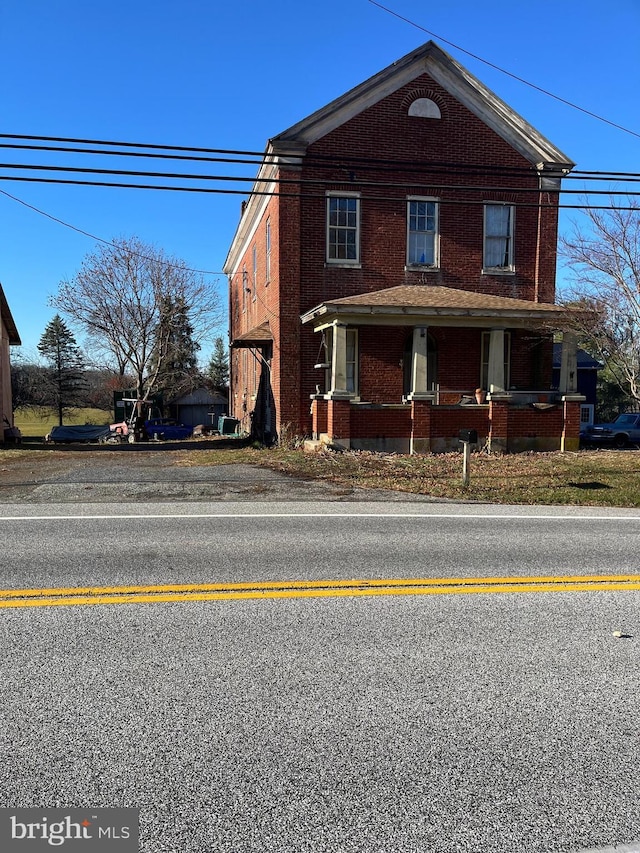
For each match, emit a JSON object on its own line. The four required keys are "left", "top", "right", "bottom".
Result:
{"left": 0, "top": 189, "right": 225, "bottom": 277}
{"left": 367, "top": 0, "right": 640, "bottom": 141}
{"left": 0, "top": 134, "right": 639, "bottom": 182}
{"left": 1, "top": 174, "right": 637, "bottom": 211}
{"left": 2, "top": 160, "right": 640, "bottom": 195}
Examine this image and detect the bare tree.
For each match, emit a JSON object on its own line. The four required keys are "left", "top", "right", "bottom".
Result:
{"left": 560, "top": 199, "right": 640, "bottom": 406}
{"left": 52, "top": 237, "right": 223, "bottom": 405}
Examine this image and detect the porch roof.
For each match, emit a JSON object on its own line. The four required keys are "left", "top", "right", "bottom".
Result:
{"left": 231, "top": 321, "right": 273, "bottom": 348}
{"left": 301, "top": 285, "right": 573, "bottom": 330}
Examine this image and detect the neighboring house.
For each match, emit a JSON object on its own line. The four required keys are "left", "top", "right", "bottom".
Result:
{"left": 552, "top": 344, "right": 602, "bottom": 427}
{"left": 0, "top": 283, "right": 21, "bottom": 439}
{"left": 224, "top": 41, "right": 584, "bottom": 453}
{"left": 167, "top": 386, "right": 228, "bottom": 428}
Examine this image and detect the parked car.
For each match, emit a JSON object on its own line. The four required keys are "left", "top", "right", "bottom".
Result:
{"left": 580, "top": 413, "right": 640, "bottom": 448}
{"left": 144, "top": 418, "right": 193, "bottom": 441}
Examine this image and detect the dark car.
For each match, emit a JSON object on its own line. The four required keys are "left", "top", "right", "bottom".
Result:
{"left": 144, "top": 418, "right": 193, "bottom": 441}
{"left": 580, "top": 413, "right": 640, "bottom": 448}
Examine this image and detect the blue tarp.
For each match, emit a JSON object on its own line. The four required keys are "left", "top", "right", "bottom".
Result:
{"left": 48, "top": 425, "right": 111, "bottom": 443}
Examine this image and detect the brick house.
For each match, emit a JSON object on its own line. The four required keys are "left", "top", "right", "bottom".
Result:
{"left": 224, "top": 41, "right": 584, "bottom": 453}
{"left": 1, "top": 282, "right": 21, "bottom": 440}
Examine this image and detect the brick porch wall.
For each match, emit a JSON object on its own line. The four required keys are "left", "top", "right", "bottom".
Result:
{"left": 314, "top": 398, "right": 578, "bottom": 454}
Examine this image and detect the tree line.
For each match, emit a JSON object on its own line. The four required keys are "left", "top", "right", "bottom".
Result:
{"left": 10, "top": 200, "right": 640, "bottom": 428}
{"left": 13, "top": 237, "right": 229, "bottom": 426}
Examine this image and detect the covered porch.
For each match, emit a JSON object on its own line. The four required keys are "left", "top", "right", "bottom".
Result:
{"left": 301, "top": 286, "right": 584, "bottom": 454}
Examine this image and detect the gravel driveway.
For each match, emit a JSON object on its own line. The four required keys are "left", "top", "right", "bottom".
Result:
{"left": 0, "top": 442, "right": 429, "bottom": 504}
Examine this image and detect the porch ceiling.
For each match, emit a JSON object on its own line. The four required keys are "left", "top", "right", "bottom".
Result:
{"left": 301, "top": 285, "right": 574, "bottom": 330}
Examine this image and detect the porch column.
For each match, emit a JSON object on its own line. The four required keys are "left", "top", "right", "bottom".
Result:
{"left": 559, "top": 330, "right": 578, "bottom": 395}
{"left": 407, "top": 326, "right": 435, "bottom": 401}
{"left": 559, "top": 331, "right": 585, "bottom": 450}
{"left": 325, "top": 322, "right": 350, "bottom": 398}
{"left": 487, "top": 328, "right": 507, "bottom": 395}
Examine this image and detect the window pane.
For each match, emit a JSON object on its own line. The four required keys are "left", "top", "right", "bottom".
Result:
{"left": 484, "top": 205, "right": 512, "bottom": 268}
{"left": 327, "top": 197, "right": 359, "bottom": 261}
{"left": 408, "top": 200, "right": 436, "bottom": 265}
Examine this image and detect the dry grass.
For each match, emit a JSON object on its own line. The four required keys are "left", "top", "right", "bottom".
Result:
{"left": 188, "top": 445, "right": 640, "bottom": 507}
{"left": 1, "top": 437, "right": 639, "bottom": 506}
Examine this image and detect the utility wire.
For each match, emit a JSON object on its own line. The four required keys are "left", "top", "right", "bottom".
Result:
{"left": 1, "top": 175, "right": 637, "bottom": 211}
{"left": 367, "top": 0, "right": 640, "bottom": 141}
{"left": 1, "top": 163, "right": 639, "bottom": 196}
{"left": 0, "top": 135, "right": 639, "bottom": 182}
{"left": 0, "top": 188, "right": 225, "bottom": 277}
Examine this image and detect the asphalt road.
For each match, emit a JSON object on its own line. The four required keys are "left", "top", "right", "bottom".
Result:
{"left": 1, "top": 501, "right": 639, "bottom": 853}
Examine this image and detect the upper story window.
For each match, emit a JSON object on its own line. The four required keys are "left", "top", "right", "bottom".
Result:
{"left": 265, "top": 218, "right": 271, "bottom": 284}
{"left": 326, "top": 193, "right": 360, "bottom": 265}
{"left": 252, "top": 244, "right": 257, "bottom": 301}
{"left": 484, "top": 204, "right": 515, "bottom": 272}
{"left": 407, "top": 198, "right": 439, "bottom": 268}
{"left": 242, "top": 268, "right": 247, "bottom": 312}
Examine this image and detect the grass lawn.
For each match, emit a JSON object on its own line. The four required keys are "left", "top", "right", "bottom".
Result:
{"left": 13, "top": 407, "right": 111, "bottom": 439}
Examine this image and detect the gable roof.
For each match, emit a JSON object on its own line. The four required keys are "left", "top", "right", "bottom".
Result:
{"left": 0, "top": 283, "right": 21, "bottom": 345}
{"left": 271, "top": 41, "right": 574, "bottom": 172}
{"left": 224, "top": 41, "right": 575, "bottom": 276}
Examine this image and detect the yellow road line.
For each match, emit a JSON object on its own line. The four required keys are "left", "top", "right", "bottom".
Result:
{"left": 1, "top": 575, "right": 640, "bottom": 608}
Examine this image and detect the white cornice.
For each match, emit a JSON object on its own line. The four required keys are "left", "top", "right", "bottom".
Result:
{"left": 271, "top": 41, "right": 574, "bottom": 171}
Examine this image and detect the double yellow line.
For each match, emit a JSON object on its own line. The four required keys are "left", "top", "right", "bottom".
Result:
{"left": 1, "top": 574, "right": 640, "bottom": 609}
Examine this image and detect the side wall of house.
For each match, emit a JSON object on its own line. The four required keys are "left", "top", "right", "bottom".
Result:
{"left": 0, "top": 318, "right": 11, "bottom": 429}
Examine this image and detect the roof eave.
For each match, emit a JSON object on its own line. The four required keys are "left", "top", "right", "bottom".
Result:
{"left": 0, "top": 284, "right": 21, "bottom": 345}
{"left": 272, "top": 41, "right": 574, "bottom": 171}
{"left": 301, "top": 302, "right": 570, "bottom": 328}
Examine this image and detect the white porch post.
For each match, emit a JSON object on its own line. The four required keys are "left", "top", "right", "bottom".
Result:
{"left": 559, "top": 330, "right": 578, "bottom": 395}
{"left": 487, "top": 328, "right": 507, "bottom": 394}
{"left": 407, "top": 326, "right": 435, "bottom": 401}
{"left": 326, "top": 322, "right": 350, "bottom": 398}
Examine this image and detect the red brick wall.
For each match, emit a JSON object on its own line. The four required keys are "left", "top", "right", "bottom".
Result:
{"left": 350, "top": 404, "right": 412, "bottom": 438}
{"left": 230, "top": 68, "right": 562, "bottom": 440}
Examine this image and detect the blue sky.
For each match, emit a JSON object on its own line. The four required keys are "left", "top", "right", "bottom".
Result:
{"left": 1, "top": 0, "right": 638, "bottom": 360}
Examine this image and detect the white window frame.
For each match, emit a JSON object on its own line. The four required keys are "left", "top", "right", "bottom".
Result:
{"left": 406, "top": 197, "right": 439, "bottom": 268}
{"left": 483, "top": 204, "right": 515, "bottom": 273}
{"left": 252, "top": 244, "right": 257, "bottom": 301}
{"left": 326, "top": 192, "right": 361, "bottom": 266}
{"left": 480, "top": 331, "right": 511, "bottom": 390}
{"left": 241, "top": 268, "right": 247, "bottom": 313}
{"left": 265, "top": 218, "right": 271, "bottom": 284}
{"left": 580, "top": 404, "right": 594, "bottom": 426}
{"left": 346, "top": 328, "right": 358, "bottom": 395}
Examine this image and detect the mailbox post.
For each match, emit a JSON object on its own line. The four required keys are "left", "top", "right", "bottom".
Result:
{"left": 458, "top": 429, "right": 478, "bottom": 487}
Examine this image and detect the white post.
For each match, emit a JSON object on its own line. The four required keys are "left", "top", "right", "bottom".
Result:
{"left": 462, "top": 441, "right": 471, "bottom": 487}
{"left": 327, "top": 322, "right": 350, "bottom": 398}
{"left": 559, "top": 330, "right": 578, "bottom": 395}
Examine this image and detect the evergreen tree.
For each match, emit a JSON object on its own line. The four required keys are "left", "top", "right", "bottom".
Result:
{"left": 37, "top": 315, "right": 87, "bottom": 425}
{"left": 150, "top": 294, "right": 201, "bottom": 401}
{"left": 207, "top": 336, "right": 229, "bottom": 388}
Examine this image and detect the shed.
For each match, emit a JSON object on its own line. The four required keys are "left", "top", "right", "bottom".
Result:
{"left": 168, "top": 387, "right": 228, "bottom": 428}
